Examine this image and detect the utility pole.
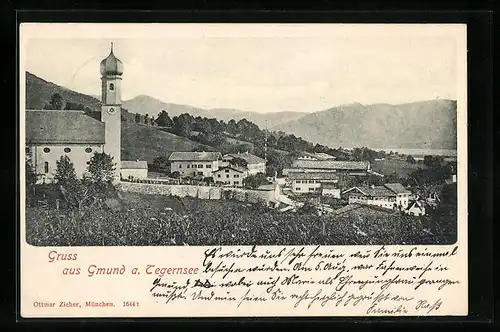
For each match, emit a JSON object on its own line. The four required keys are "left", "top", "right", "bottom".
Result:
{"left": 264, "top": 120, "right": 268, "bottom": 163}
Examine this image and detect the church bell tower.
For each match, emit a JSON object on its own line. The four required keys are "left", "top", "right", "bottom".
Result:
{"left": 100, "top": 43, "right": 123, "bottom": 182}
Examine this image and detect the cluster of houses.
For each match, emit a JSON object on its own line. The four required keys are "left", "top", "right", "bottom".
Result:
{"left": 160, "top": 150, "right": 426, "bottom": 216}
{"left": 166, "top": 151, "right": 266, "bottom": 187}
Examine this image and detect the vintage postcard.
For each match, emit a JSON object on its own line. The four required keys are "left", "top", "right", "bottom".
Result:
{"left": 19, "top": 23, "right": 467, "bottom": 317}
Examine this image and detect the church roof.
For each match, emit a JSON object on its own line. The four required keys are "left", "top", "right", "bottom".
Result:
{"left": 25, "top": 110, "right": 105, "bottom": 144}
{"left": 100, "top": 44, "right": 123, "bottom": 76}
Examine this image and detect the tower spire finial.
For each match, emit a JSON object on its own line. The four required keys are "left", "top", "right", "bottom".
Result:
{"left": 110, "top": 42, "right": 114, "bottom": 53}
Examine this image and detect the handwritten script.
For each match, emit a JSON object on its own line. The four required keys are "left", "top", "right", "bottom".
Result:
{"left": 145, "top": 245, "right": 460, "bottom": 315}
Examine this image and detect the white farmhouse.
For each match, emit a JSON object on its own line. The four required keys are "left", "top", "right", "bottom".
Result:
{"left": 288, "top": 172, "right": 339, "bottom": 194}
{"left": 220, "top": 152, "right": 266, "bottom": 175}
{"left": 213, "top": 165, "right": 247, "bottom": 187}
{"left": 121, "top": 160, "right": 148, "bottom": 180}
{"left": 168, "top": 151, "right": 221, "bottom": 178}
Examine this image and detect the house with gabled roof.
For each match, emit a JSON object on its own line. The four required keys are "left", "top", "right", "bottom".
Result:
{"left": 220, "top": 152, "right": 266, "bottom": 175}
{"left": 404, "top": 200, "right": 426, "bottom": 216}
{"left": 288, "top": 171, "right": 339, "bottom": 194}
{"left": 168, "top": 151, "right": 222, "bottom": 178}
{"left": 213, "top": 165, "right": 247, "bottom": 187}
{"left": 342, "top": 182, "right": 412, "bottom": 210}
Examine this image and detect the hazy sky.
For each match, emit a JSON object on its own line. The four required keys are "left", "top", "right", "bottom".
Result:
{"left": 22, "top": 24, "right": 464, "bottom": 113}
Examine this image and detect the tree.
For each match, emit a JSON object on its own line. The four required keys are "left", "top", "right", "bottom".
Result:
{"left": 243, "top": 173, "right": 268, "bottom": 189}
{"left": 135, "top": 113, "right": 141, "bottom": 123}
{"left": 64, "top": 102, "right": 84, "bottom": 110}
{"left": 55, "top": 155, "right": 77, "bottom": 187}
{"left": 25, "top": 148, "right": 37, "bottom": 198}
{"left": 44, "top": 93, "right": 65, "bottom": 110}
{"left": 156, "top": 110, "right": 173, "bottom": 127}
{"left": 230, "top": 157, "right": 248, "bottom": 168}
{"left": 152, "top": 156, "right": 170, "bottom": 173}
{"left": 87, "top": 152, "right": 116, "bottom": 188}
{"left": 144, "top": 114, "right": 150, "bottom": 125}
{"left": 406, "top": 155, "right": 416, "bottom": 164}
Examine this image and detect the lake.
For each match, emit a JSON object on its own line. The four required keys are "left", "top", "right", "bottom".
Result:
{"left": 370, "top": 148, "right": 457, "bottom": 157}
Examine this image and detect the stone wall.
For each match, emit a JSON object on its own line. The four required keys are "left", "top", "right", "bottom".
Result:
{"left": 119, "top": 182, "right": 222, "bottom": 199}
{"left": 119, "top": 182, "right": 277, "bottom": 203}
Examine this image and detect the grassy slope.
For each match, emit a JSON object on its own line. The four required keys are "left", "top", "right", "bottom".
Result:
{"left": 121, "top": 123, "right": 216, "bottom": 163}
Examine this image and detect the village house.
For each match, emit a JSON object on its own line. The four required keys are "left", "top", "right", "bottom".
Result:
{"left": 404, "top": 200, "right": 426, "bottom": 216}
{"left": 297, "top": 152, "right": 336, "bottom": 161}
{"left": 288, "top": 172, "right": 339, "bottom": 194}
{"left": 321, "top": 184, "right": 341, "bottom": 198}
{"left": 342, "top": 183, "right": 412, "bottom": 210}
{"left": 168, "top": 151, "right": 222, "bottom": 178}
{"left": 25, "top": 44, "right": 147, "bottom": 184}
{"left": 213, "top": 165, "right": 247, "bottom": 187}
{"left": 220, "top": 152, "right": 266, "bottom": 175}
{"left": 121, "top": 160, "right": 148, "bottom": 180}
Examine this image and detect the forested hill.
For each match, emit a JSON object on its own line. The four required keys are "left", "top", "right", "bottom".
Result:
{"left": 26, "top": 72, "right": 101, "bottom": 110}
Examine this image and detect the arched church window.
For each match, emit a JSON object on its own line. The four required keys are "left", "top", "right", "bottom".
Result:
{"left": 43, "top": 147, "right": 50, "bottom": 153}
{"left": 109, "top": 83, "right": 114, "bottom": 91}
{"left": 85, "top": 147, "right": 93, "bottom": 153}
{"left": 44, "top": 162, "right": 49, "bottom": 174}
{"left": 64, "top": 147, "right": 71, "bottom": 153}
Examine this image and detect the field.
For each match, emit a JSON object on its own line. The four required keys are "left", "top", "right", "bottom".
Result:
{"left": 371, "top": 159, "right": 426, "bottom": 178}
{"left": 25, "top": 191, "right": 456, "bottom": 246}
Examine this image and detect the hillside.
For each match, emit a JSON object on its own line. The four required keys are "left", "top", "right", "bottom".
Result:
{"left": 25, "top": 72, "right": 101, "bottom": 110}
{"left": 121, "top": 122, "right": 215, "bottom": 163}
{"left": 274, "top": 100, "right": 457, "bottom": 150}
{"left": 122, "top": 95, "right": 306, "bottom": 128}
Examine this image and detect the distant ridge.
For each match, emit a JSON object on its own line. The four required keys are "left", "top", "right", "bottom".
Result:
{"left": 273, "top": 100, "right": 457, "bottom": 150}
{"left": 122, "top": 95, "right": 307, "bottom": 128}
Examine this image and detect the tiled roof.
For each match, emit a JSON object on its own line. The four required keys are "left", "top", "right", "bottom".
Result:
{"left": 225, "top": 152, "right": 265, "bottom": 165}
{"left": 213, "top": 165, "right": 246, "bottom": 173}
{"left": 384, "top": 183, "right": 410, "bottom": 194}
{"left": 322, "top": 184, "right": 339, "bottom": 189}
{"left": 343, "top": 186, "right": 396, "bottom": 197}
{"left": 168, "top": 151, "right": 221, "bottom": 161}
{"left": 26, "top": 110, "right": 105, "bottom": 144}
{"left": 288, "top": 172, "right": 339, "bottom": 181}
{"left": 314, "top": 152, "right": 336, "bottom": 160}
{"left": 292, "top": 160, "right": 370, "bottom": 170}
{"left": 407, "top": 200, "right": 424, "bottom": 210}
{"left": 121, "top": 160, "right": 148, "bottom": 169}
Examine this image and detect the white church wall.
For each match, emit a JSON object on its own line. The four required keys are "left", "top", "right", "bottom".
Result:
{"left": 31, "top": 144, "right": 104, "bottom": 183}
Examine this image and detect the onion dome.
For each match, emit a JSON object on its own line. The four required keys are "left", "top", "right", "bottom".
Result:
{"left": 100, "top": 43, "right": 123, "bottom": 76}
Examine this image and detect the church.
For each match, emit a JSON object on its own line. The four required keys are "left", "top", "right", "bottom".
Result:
{"left": 25, "top": 44, "right": 148, "bottom": 183}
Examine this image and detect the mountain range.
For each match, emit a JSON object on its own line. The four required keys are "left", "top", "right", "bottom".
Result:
{"left": 25, "top": 71, "right": 457, "bottom": 150}
{"left": 121, "top": 95, "right": 307, "bottom": 128}
{"left": 274, "top": 100, "right": 457, "bottom": 150}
